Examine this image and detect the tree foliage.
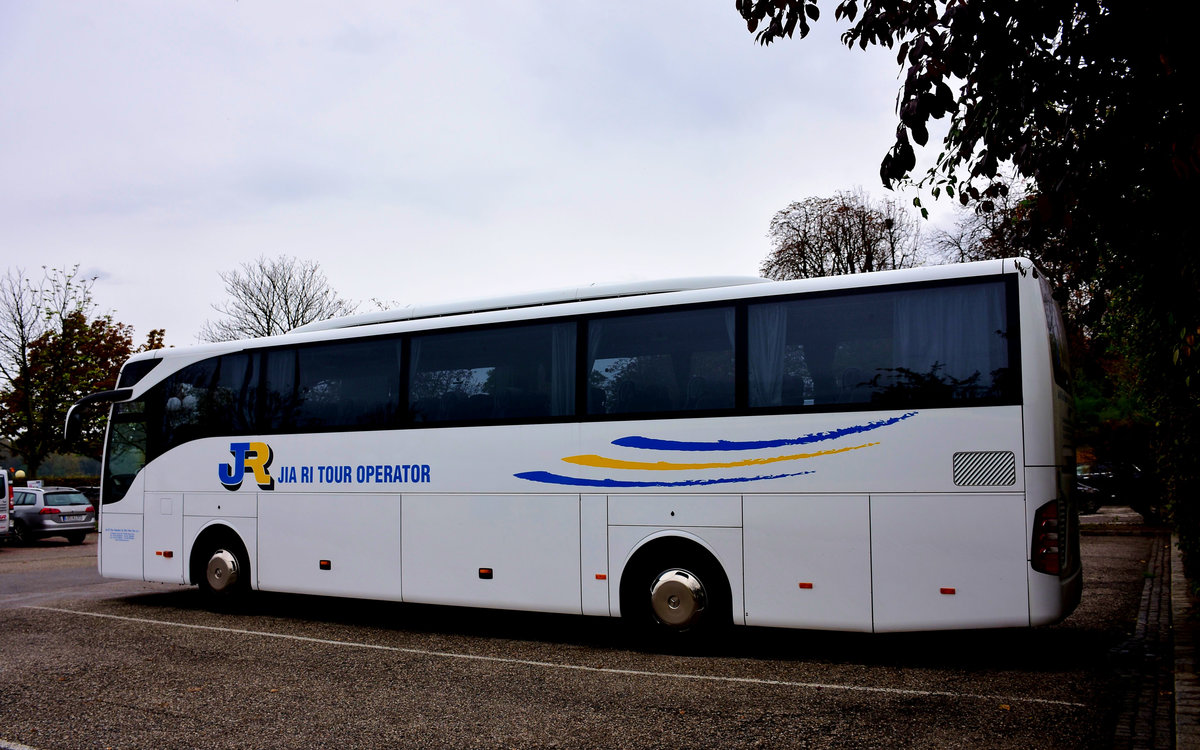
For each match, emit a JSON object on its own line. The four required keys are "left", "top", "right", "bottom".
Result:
{"left": 199, "top": 255, "right": 358, "bottom": 342}
{"left": 760, "top": 189, "right": 923, "bottom": 280}
{"left": 735, "top": 0, "right": 1200, "bottom": 572}
{"left": 0, "top": 266, "right": 164, "bottom": 476}
{"left": 736, "top": 1, "right": 1199, "bottom": 214}
{"left": 0, "top": 312, "right": 131, "bottom": 470}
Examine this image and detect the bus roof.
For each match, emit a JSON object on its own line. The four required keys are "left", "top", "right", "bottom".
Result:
{"left": 119, "top": 259, "right": 1032, "bottom": 381}
{"left": 289, "top": 276, "right": 770, "bottom": 334}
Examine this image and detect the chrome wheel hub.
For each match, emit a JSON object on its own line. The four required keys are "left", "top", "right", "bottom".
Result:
{"left": 206, "top": 549, "right": 240, "bottom": 592}
{"left": 649, "top": 568, "right": 706, "bottom": 629}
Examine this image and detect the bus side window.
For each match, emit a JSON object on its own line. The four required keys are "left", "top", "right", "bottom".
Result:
{"left": 587, "top": 307, "right": 735, "bottom": 416}
{"left": 749, "top": 280, "right": 1012, "bottom": 410}
{"left": 260, "top": 349, "right": 298, "bottom": 431}
{"left": 161, "top": 359, "right": 218, "bottom": 449}
{"left": 294, "top": 338, "right": 402, "bottom": 430}
{"left": 409, "top": 322, "right": 575, "bottom": 424}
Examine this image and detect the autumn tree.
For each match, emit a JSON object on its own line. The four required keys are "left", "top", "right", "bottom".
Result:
{"left": 199, "top": 255, "right": 358, "bottom": 342}
{"left": 734, "top": 0, "right": 1200, "bottom": 568}
{"left": 0, "top": 266, "right": 164, "bottom": 476}
{"left": 760, "top": 189, "right": 923, "bottom": 280}
{"left": 0, "top": 313, "right": 129, "bottom": 472}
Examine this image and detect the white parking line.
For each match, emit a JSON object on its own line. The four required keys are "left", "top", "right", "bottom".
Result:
{"left": 29, "top": 605, "right": 1086, "bottom": 708}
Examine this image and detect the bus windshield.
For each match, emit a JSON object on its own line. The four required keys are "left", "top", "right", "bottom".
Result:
{"left": 103, "top": 400, "right": 148, "bottom": 504}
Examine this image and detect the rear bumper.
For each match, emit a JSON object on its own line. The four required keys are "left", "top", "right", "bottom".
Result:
{"left": 27, "top": 517, "right": 95, "bottom": 536}
{"left": 1062, "top": 563, "right": 1083, "bottom": 616}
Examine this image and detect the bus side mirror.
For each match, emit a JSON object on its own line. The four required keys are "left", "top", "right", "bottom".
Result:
{"left": 64, "top": 406, "right": 83, "bottom": 445}
{"left": 62, "top": 388, "right": 134, "bottom": 446}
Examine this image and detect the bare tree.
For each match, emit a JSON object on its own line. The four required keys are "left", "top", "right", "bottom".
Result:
{"left": 0, "top": 270, "right": 43, "bottom": 390}
{"left": 760, "top": 189, "right": 924, "bottom": 280}
{"left": 928, "top": 176, "right": 1030, "bottom": 264}
{"left": 0, "top": 266, "right": 97, "bottom": 386}
{"left": 199, "top": 255, "right": 359, "bottom": 342}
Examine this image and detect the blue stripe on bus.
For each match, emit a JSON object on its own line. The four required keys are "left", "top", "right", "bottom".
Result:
{"left": 514, "top": 470, "right": 816, "bottom": 488}
{"left": 609, "top": 411, "right": 917, "bottom": 452}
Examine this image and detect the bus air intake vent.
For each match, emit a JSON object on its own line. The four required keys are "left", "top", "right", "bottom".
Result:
{"left": 952, "top": 451, "right": 1016, "bottom": 486}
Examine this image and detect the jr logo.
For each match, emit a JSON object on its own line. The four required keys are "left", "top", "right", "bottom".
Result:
{"left": 218, "top": 442, "right": 275, "bottom": 491}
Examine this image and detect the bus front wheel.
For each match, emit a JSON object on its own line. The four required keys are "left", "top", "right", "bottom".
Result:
{"left": 193, "top": 531, "right": 250, "bottom": 600}
{"left": 205, "top": 549, "right": 242, "bottom": 593}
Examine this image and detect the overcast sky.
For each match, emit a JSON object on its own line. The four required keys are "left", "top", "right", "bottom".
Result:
{"left": 0, "top": 1, "right": 935, "bottom": 346}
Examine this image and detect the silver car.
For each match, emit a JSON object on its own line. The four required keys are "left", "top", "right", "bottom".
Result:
{"left": 10, "top": 486, "right": 95, "bottom": 545}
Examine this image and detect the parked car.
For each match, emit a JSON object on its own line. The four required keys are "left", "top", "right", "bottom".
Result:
{"left": 9, "top": 486, "right": 95, "bottom": 545}
{"left": 1075, "top": 478, "right": 1104, "bottom": 514}
{"left": 0, "top": 472, "right": 9, "bottom": 541}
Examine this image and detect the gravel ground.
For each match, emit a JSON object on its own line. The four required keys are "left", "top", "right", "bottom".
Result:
{"left": 0, "top": 533, "right": 1152, "bottom": 749}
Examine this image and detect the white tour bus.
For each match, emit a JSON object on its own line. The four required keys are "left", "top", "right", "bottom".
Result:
{"left": 69, "top": 258, "right": 1080, "bottom": 635}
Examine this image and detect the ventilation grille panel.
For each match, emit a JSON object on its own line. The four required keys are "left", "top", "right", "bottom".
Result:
{"left": 953, "top": 451, "right": 1017, "bottom": 487}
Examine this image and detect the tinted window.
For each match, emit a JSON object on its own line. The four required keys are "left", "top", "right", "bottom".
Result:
{"left": 160, "top": 358, "right": 215, "bottom": 449}
{"left": 117, "top": 359, "right": 160, "bottom": 388}
{"left": 748, "top": 280, "right": 1013, "bottom": 409}
{"left": 104, "top": 400, "right": 147, "bottom": 504}
{"left": 293, "top": 339, "right": 402, "bottom": 429}
{"left": 260, "top": 348, "right": 297, "bottom": 431}
{"left": 45, "top": 492, "right": 90, "bottom": 507}
{"left": 249, "top": 338, "right": 404, "bottom": 432}
{"left": 160, "top": 353, "right": 256, "bottom": 449}
{"left": 1039, "top": 275, "right": 1071, "bottom": 388}
{"left": 410, "top": 322, "right": 576, "bottom": 423}
{"left": 588, "top": 307, "right": 735, "bottom": 415}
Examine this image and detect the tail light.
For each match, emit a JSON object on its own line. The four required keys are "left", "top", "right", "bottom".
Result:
{"left": 86, "top": 506, "right": 95, "bottom": 513}
{"left": 1031, "top": 500, "right": 1061, "bottom": 575}
{"left": 40, "top": 507, "right": 61, "bottom": 515}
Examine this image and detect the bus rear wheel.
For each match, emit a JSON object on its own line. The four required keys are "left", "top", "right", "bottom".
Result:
{"left": 621, "top": 541, "right": 731, "bottom": 644}
{"left": 649, "top": 567, "right": 707, "bottom": 629}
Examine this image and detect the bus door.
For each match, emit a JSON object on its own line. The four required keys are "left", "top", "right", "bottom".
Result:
{"left": 143, "top": 492, "right": 185, "bottom": 583}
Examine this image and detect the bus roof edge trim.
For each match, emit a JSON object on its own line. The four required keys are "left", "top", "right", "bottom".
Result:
{"left": 290, "top": 276, "right": 771, "bottom": 333}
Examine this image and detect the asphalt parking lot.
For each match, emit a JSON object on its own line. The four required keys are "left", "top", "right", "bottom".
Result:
{"left": 0, "top": 532, "right": 1159, "bottom": 749}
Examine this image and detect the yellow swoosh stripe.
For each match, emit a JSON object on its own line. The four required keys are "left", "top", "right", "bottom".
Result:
{"left": 562, "top": 442, "right": 880, "bottom": 471}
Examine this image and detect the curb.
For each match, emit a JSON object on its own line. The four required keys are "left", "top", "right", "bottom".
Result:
{"left": 1172, "top": 533, "right": 1198, "bottom": 749}
{"left": 1113, "top": 534, "right": 1173, "bottom": 748}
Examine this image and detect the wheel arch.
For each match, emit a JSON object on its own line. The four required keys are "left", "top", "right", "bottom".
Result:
{"left": 616, "top": 531, "right": 735, "bottom": 625}
{"left": 188, "top": 521, "right": 253, "bottom": 589}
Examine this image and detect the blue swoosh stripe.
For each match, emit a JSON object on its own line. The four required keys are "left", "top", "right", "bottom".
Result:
{"left": 514, "top": 470, "right": 816, "bottom": 488}
{"left": 610, "top": 411, "right": 918, "bottom": 452}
